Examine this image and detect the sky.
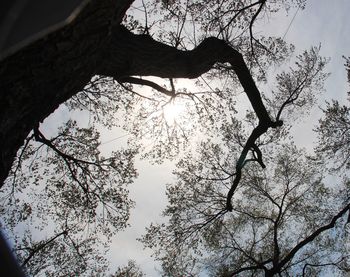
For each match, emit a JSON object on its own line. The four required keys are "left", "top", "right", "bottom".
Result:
{"left": 103, "top": 0, "right": 350, "bottom": 275}
{"left": 270, "top": 0, "right": 350, "bottom": 149}
{"left": 2, "top": 0, "right": 350, "bottom": 276}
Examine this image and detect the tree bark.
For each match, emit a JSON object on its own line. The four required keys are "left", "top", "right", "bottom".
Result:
{"left": 0, "top": 0, "right": 274, "bottom": 188}
{"left": 102, "top": 26, "right": 273, "bottom": 124}
{"left": 0, "top": 0, "right": 133, "bottom": 185}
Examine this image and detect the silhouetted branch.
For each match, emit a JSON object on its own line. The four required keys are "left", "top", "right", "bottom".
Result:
{"left": 249, "top": 0, "right": 266, "bottom": 56}
{"left": 118, "top": 76, "right": 175, "bottom": 97}
{"left": 21, "top": 230, "right": 69, "bottom": 268}
{"left": 229, "top": 261, "right": 270, "bottom": 276}
{"left": 226, "top": 120, "right": 282, "bottom": 211}
{"left": 278, "top": 203, "right": 350, "bottom": 271}
{"left": 302, "top": 255, "right": 350, "bottom": 276}
{"left": 33, "top": 128, "right": 109, "bottom": 168}
{"left": 218, "top": 0, "right": 265, "bottom": 36}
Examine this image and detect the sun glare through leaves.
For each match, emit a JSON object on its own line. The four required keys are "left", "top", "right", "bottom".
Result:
{"left": 163, "top": 100, "right": 185, "bottom": 125}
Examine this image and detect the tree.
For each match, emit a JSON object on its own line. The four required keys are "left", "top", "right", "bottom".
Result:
{"left": 315, "top": 57, "right": 350, "bottom": 172}
{"left": 0, "top": 0, "right": 344, "bottom": 275}
{"left": 0, "top": 0, "right": 301, "bottom": 186}
{"left": 112, "top": 260, "right": 145, "bottom": 277}
{"left": 0, "top": 120, "right": 137, "bottom": 275}
{"left": 140, "top": 58, "right": 350, "bottom": 275}
{"left": 141, "top": 142, "right": 350, "bottom": 276}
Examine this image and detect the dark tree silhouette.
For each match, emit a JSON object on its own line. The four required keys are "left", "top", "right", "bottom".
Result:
{"left": 112, "top": 260, "right": 145, "bottom": 277}
{"left": 2, "top": 0, "right": 346, "bottom": 276}
{"left": 1, "top": 0, "right": 284, "bottom": 191}
{"left": 141, "top": 142, "right": 350, "bottom": 276}
{"left": 0, "top": 120, "right": 136, "bottom": 275}
{"left": 138, "top": 54, "right": 349, "bottom": 275}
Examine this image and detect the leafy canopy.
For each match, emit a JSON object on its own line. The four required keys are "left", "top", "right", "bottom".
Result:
{"left": 1, "top": 0, "right": 350, "bottom": 276}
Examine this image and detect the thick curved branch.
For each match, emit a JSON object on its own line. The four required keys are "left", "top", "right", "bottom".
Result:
{"left": 103, "top": 26, "right": 277, "bottom": 125}
{"left": 226, "top": 120, "right": 282, "bottom": 211}
{"left": 100, "top": 29, "right": 285, "bottom": 210}
{"left": 104, "top": 29, "right": 285, "bottom": 210}
{"left": 277, "top": 203, "right": 350, "bottom": 272}
{"left": 229, "top": 263, "right": 268, "bottom": 276}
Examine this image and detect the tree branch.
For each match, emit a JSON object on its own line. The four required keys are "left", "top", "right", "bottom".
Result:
{"left": 302, "top": 255, "right": 350, "bottom": 276}
{"left": 117, "top": 76, "right": 175, "bottom": 97}
{"left": 229, "top": 263, "right": 267, "bottom": 276}
{"left": 103, "top": 28, "right": 286, "bottom": 213}
{"left": 105, "top": 26, "right": 280, "bottom": 125}
{"left": 277, "top": 203, "right": 350, "bottom": 272}
{"left": 218, "top": 0, "right": 265, "bottom": 35}
{"left": 21, "top": 230, "right": 68, "bottom": 267}
{"left": 226, "top": 120, "right": 282, "bottom": 211}
{"left": 249, "top": 0, "right": 267, "bottom": 56}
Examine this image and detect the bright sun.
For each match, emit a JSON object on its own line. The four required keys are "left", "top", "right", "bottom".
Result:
{"left": 163, "top": 101, "right": 185, "bottom": 124}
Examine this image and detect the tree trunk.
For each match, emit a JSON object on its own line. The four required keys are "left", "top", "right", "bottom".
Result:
{"left": 0, "top": 0, "right": 273, "bottom": 188}
{"left": 0, "top": 0, "right": 133, "bottom": 186}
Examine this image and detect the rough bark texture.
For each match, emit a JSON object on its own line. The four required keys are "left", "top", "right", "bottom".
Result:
{"left": 0, "top": 0, "right": 133, "bottom": 185}
{"left": 0, "top": 0, "right": 274, "bottom": 189}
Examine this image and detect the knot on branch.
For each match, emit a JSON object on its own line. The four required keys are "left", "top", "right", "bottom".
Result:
{"left": 260, "top": 119, "right": 283, "bottom": 130}
{"left": 270, "top": 120, "right": 283, "bottom": 128}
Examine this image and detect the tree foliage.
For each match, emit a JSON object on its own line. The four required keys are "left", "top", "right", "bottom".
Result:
{"left": 1, "top": 120, "right": 137, "bottom": 275}
{"left": 139, "top": 55, "right": 350, "bottom": 275}
{"left": 315, "top": 57, "right": 350, "bottom": 172}
{"left": 112, "top": 260, "right": 145, "bottom": 277}
{"left": 141, "top": 142, "right": 350, "bottom": 276}
{"left": 0, "top": 0, "right": 349, "bottom": 276}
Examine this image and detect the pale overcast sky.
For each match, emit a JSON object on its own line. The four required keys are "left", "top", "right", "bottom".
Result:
{"left": 103, "top": 1, "right": 350, "bottom": 276}
{"left": 289, "top": 0, "right": 350, "bottom": 149}
{"left": 35, "top": 0, "right": 350, "bottom": 275}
